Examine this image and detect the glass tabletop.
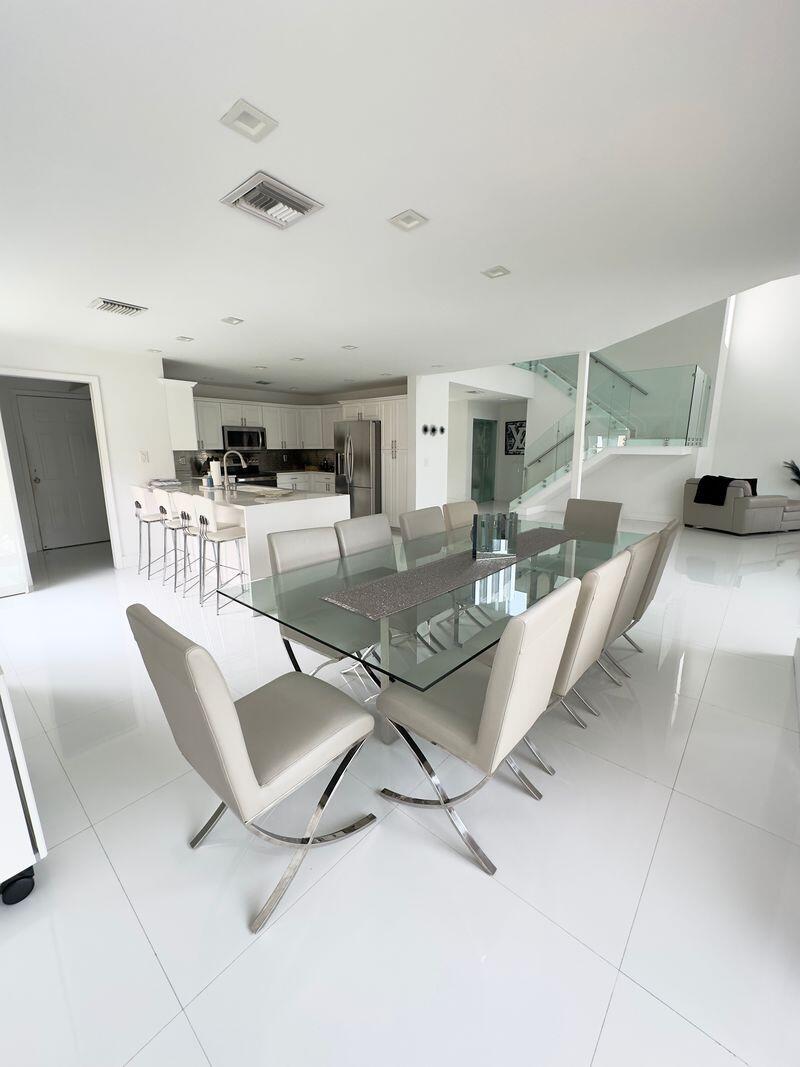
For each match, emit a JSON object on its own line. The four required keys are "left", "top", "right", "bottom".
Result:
{"left": 220, "top": 521, "right": 645, "bottom": 692}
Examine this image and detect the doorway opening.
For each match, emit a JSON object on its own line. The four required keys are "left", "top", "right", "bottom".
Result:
{"left": 0, "top": 375, "right": 113, "bottom": 594}
{"left": 471, "top": 419, "right": 497, "bottom": 503}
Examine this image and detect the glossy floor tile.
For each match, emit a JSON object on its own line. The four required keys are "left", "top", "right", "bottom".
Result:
{"left": 186, "top": 810, "right": 617, "bottom": 1067}
{"left": 702, "top": 648, "right": 798, "bottom": 731}
{"left": 0, "top": 530, "right": 797, "bottom": 1066}
{"left": 675, "top": 702, "right": 800, "bottom": 844}
{"left": 0, "top": 829, "right": 179, "bottom": 1067}
{"left": 623, "top": 792, "right": 800, "bottom": 1067}
{"left": 593, "top": 976, "right": 745, "bottom": 1066}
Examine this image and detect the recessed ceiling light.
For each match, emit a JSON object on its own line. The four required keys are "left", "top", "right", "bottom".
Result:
{"left": 289, "top": 356, "right": 305, "bottom": 362}
{"left": 255, "top": 379, "right": 272, "bottom": 385}
{"left": 288, "top": 387, "right": 298, "bottom": 391}
{"left": 481, "top": 265, "right": 511, "bottom": 279}
{"left": 467, "top": 389, "right": 482, "bottom": 394}
{"left": 221, "top": 316, "right": 244, "bottom": 325}
{"left": 379, "top": 373, "right": 393, "bottom": 377}
{"left": 220, "top": 98, "right": 278, "bottom": 142}
{"left": 431, "top": 363, "right": 444, "bottom": 368}
{"left": 388, "top": 209, "right": 429, "bottom": 232}
{"left": 343, "top": 378, "right": 356, "bottom": 382}
{"left": 176, "top": 335, "right": 194, "bottom": 342}
{"left": 147, "top": 348, "right": 163, "bottom": 353}
{"left": 254, "top": 364, "right": 270, "bottom": 370}
{"left": 341, "top": 344, "right": 358, "bottom": 351}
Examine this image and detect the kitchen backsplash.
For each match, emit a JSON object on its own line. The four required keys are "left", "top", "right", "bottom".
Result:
{"left": 173, "top": 449, "right": 336, "bottom": 479}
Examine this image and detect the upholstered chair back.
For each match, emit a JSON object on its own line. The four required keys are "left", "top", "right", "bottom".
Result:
{"left": 398, "top": 506, "right": 445, "bottom": 543}
{"left": 443, "top": 500, "right": 478, "bottom": 532}
{"left": 127, "top": 604, "right": 257, "bottom": 821}
{"left": 477, "top": 578, "right": 580, "bottom": 774}
{"left": 335, "top": 514, "right": 393, "bottom": 557}
{"left": 634, "top": 518, "right": 679, "bottom": 622}
{"left": 606, "top": 532, "right": 660, "bottom": 644}
{"left": 564, "top": 498, "right": 622, "bottom": 541}
{"left": 552, "top": 551, "right": 631, "bottom": 697}
{"left": 268, "top": 527, "right": 341, "bottom": 575}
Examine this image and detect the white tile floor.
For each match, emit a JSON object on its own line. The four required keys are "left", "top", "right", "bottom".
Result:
{"left": 0, "top": 526, "right": 797, "bottom": 1066}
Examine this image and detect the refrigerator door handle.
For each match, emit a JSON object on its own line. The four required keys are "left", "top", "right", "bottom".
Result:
{"left": 346, "top": 436, "right": 354, "bottom": 482}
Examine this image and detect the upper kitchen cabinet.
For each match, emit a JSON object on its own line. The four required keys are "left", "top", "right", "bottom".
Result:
{"left": 194, "top": 399, "right": 223, "bottom": 450}
{"left": 299, "top": 407, "right": 323, "bottom": 449}
{"left": 339, "top": 399, "right": 383, "bottom": 422}
{"left": 321, "top": 405, "right": 338, "bottom": 449}
{"left": 161, "top": 380, "right": 199, "bottom": 450}
{"left": 261, "top": 405, "right": 282, "bottom": 449}
{"left": 219, "top": 401, "right": 263, "bottom": 427}
{"left": 393, "top": 397, "right": 408, "bottom": 449}
{"left": 279, "top": 406, "right": 301, "bottom": 449}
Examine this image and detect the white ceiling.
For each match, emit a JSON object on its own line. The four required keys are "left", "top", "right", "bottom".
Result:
{"left": 2, "top": 1, "right": 800, "bottom": 393}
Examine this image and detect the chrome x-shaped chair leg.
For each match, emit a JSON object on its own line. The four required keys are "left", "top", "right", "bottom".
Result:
{"left": 523, "top": 736, "right": 556, "bottom": 775}
{"left": 504, "top": 754, "right": 543, "bottom": 800}
{"left": 603, "top": 650, "right": 632, "bottom": 678}
{"left": 189, "top": 740, "right": 375, "bottom": 934}
{"left": 596, "top": 658, "right": 624, "bottom": 687}
{"left": 560, "top": 697, "right": 587, "bottom": 728}
{"left": 572, "top": 687, "right": 600, "bottom": 717}
{"left": 622, "top": 630, "right": 645, "bottom": 653}
{"left": 383, "top": 721, "right": 497, "bottom": 876}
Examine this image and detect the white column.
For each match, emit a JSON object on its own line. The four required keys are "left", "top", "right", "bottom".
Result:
{"left": 569, "top": 350, "right": 590, "bottom": 499}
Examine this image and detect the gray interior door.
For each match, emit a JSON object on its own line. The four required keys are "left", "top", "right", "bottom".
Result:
{"left": 471, "top": 419, "right": 497, "bottom": 503}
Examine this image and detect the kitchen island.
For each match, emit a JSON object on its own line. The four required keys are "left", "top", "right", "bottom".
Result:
{"left": 169, "top": 482, "right": 349, "bottom": 579}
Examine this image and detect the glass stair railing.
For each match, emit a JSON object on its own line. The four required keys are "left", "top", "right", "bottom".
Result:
{"left": 512, "top": 355, "right": 712, "bottom": 507}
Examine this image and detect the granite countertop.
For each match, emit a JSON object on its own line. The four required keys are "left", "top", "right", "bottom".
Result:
{"left": 169, "top": 482, "right": 335, "bottom": 508}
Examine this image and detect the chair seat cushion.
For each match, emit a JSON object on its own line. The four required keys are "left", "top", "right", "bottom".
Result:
{"left": 140, "top": 512, "right": 163, "bottom": 523}
{"left": 784, "top": 499, "right": 800, "bottom": 512}
{"left": 205, "top": 525, "right": 246, "bottom": 543}
{"left": 376, "top": 659, "right": 491, "bottom": 770}
{"left": 236, "top": 673, "right": 374, "bottom": 809}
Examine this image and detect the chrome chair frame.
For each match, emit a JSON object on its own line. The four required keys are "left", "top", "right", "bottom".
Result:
{"left": 190, "top": 737, "right": 375, "bottom": 934}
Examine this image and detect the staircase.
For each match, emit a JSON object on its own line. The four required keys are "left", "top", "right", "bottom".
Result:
{"left": 510, "top": 355, "right": 711, "bottom": 512}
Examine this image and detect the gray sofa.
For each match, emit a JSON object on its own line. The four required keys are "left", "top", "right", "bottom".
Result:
{"left": 683, "top": 478, "right": 800, "bottom": 535}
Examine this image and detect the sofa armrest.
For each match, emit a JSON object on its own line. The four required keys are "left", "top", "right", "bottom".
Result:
{"left": 735, "top": 495, "right": 787, "bottom": 511}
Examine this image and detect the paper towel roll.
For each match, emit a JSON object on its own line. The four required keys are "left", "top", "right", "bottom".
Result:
{"left": 210, "top": 460, "right": 222, "bottom": 487}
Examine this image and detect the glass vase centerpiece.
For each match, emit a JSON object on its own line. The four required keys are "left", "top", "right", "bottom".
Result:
{"left": 471, "top": 512, "right": 518, "bottom": 560}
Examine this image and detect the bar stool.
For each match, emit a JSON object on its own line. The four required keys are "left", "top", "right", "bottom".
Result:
{"left": 151, "top": 488, "right": 184, "bottom": 591}
{"left": 192, "top": 495, "right": 247, "bottom": 613}
{"left": 129, "top": 485, "right": 163, "bottom": 579}
{"left": 172, "top": 491, "right": 202, "bottom": 598}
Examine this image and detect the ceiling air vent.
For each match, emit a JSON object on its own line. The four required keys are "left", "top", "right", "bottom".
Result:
{"left": 221, "top": 171, "right": 323, "bottom": 230}
{"left": 255, "top": 380, "right": 272, "bottom": 385}
{"left": 88, "top": 297, "right": 148, "bottom": 317}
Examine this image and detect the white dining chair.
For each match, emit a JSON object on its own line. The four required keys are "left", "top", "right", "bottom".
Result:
{"left": 563, "top": 498, "right": 623, "bottom": 542}
{"left": 398, "top": 506, "right": 445, "bottom": 543}
{"left": 126, "top": 604, "right": 375, "bottom": 934}
{"left": 129, "top": 485, "right": 163, "bottom": 579}
{"left": 375, "top": 577, "right": 580, "bottom": 874}
{"left": 443, "top": 499, "right": 478, "bottom": 532}
{"left": 599, "top": 531, "right": 660, "bottom": 682}
{"left": 334, "top": 513, "right": 393, "bottom": 556}
{"left": 622, "top": 518, "right": 680, "bottom": 651}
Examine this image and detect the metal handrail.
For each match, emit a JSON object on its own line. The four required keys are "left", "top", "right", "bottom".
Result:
{"left": 589, "top": 354, "right": 648, "bottom": 396}
{"left": 525, "top": 420, "right": 590, "bottom": 468}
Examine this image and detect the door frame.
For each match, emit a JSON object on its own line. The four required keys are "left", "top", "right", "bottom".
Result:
{"left": 0, "top": 367, "right": 122, "bottom": 570}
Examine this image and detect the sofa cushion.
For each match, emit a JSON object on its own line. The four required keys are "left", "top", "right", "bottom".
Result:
{"left": 783, "top": 499, "right": 800, "bottom": 512}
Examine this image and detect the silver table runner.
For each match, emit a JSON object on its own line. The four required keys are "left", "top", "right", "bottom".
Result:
{"left": 322, "top": 526, "right": 572, "bottom": 620}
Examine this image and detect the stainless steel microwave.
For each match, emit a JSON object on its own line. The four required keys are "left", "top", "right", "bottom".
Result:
{"left": 222, "top": 425, "right": 266, "bottom": 451}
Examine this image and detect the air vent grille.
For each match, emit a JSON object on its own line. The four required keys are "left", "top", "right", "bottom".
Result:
{"left": 89, "top": 297, "right": 147, "bottom": 316}
{"left": 221, "top": 171, "right": 323, "bottom": 230}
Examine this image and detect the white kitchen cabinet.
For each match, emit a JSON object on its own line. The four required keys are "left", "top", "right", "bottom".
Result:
{"left": 311, "top": 473, "right": 335, "bottom": 494}
{"left": 241, "top": 402, "right": 263, "bottom": 427}
{"left": 261, "top": 405, "right": 282, "bottom": 449}
{"left": 380, "top": 448, "right": 408, "bottom": 526}
{"left": 162, "top": 380, "right": 199, "bottom": 451}
{"left": 280, "top": 407, "right": 301, "bottom": 449}
{"left": 276, "top": 472, "right": 310, "bottom": 492}
{"left": 300, "top": 407, "right": 323, "bottom": 449}
{"left": 339, "top": 402, "right": 360, "bottom": 421}
{"left": 219, "top": 401, "right": 243, "bottom": 427}
{"left": 393, "top": 397, "right": 408, "bottom": 449}
{"left": 321, "top": 405, "right": 338, "bottom": 449}
{"left": 194, "top": 400, "right": 223, "bottom": 450}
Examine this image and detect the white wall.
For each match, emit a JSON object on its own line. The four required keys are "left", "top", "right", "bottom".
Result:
{"left": 408, "top": 373, "right": 450, "bottom": 509}
{"left": 597, "top": 300, "right": 726, "bottom": 378}
{"left": 447, "top": 399, "right": 469, "bottom": 501}
{"left": 495, "top": 401, "right": 527, "bottom": 503}
{"left": 710, "top": 277, "right": 800, "bottom": 496}
{"left": 0, "top": 335, "right": 174, "bottom": 566}
{"left": 540, "top": 452, "right": 697, "bottom": 521}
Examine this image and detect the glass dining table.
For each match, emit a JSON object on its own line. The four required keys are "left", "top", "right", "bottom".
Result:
{"left": 219, "top": 520, "right": 644, "bottom": 695}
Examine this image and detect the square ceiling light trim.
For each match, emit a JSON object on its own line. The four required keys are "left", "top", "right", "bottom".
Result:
{"left": 221, "top": 316, "right": 244, "bottom": 325}
{"left": 220, "top": 98, "right": 278, "bottom": 142}
{"left": 481, "top": 265, "right": 511, "bottom": 278}
{"left": 388, "top": 209, "right": 429, "bottom": 231}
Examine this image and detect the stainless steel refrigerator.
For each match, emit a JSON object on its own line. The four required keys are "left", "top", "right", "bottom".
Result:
{"left": 335, "top": 420, "right": 381, "bottom": 517}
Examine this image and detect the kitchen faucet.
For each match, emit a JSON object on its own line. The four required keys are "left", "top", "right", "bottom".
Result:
{"left": 222, "top": 450, "right": 248, "bottom": 487}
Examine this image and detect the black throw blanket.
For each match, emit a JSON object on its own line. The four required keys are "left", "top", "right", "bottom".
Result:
{"left": 694, "top": 475, "right": 758, "bottom": 506}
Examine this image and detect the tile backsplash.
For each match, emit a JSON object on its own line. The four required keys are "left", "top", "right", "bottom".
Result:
{"left": 174, "top": 448, "right": 336, "bottom": 479}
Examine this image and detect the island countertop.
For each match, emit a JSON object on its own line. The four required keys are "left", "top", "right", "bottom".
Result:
{"left": 167, "top": 481, "right": 334, "bottom": 507}
{"left": 164, "top": 480, "right": 351, "bottom": 579}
